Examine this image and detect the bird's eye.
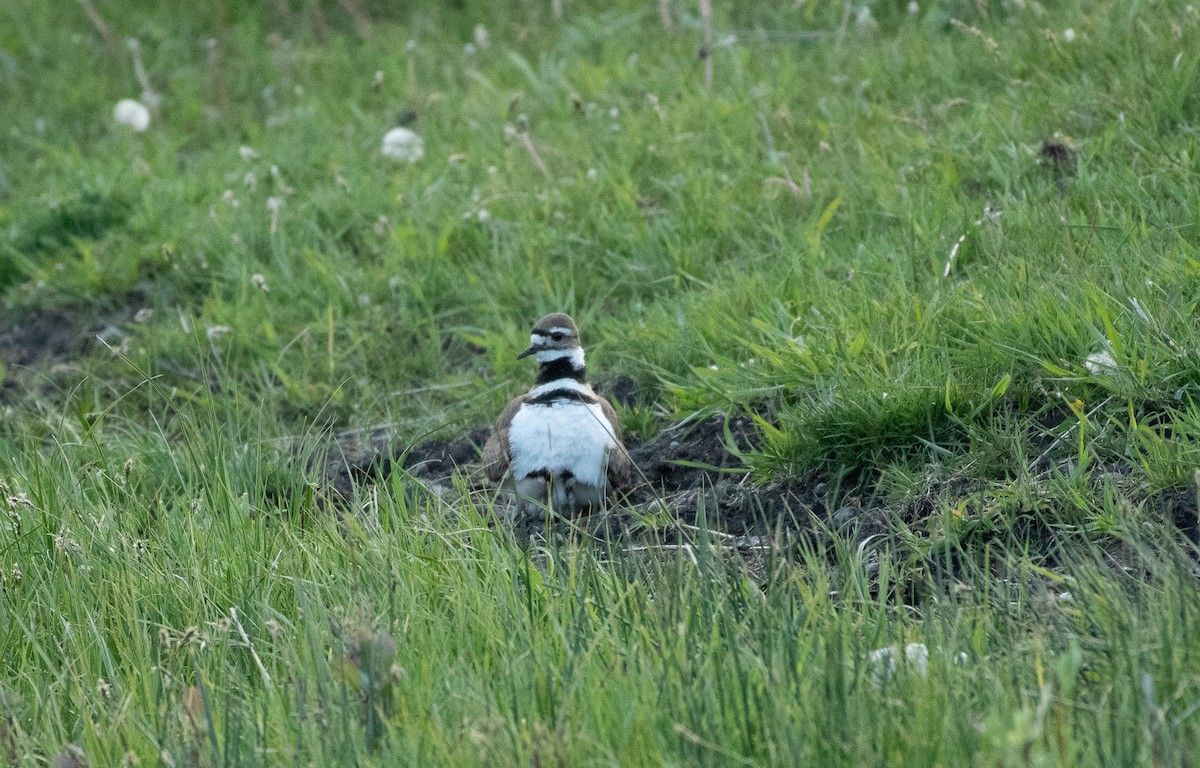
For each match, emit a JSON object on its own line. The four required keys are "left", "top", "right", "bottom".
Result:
{"left": 551, "top": 332, "right": 564, "bottom": 341}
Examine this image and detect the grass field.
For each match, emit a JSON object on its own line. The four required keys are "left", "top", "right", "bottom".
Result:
{"left": 2, "top": 0, "right": 1200, "bottom": 764}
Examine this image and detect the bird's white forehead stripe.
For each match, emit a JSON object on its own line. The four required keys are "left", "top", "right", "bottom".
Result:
{"left": 531, "top": 327, "right": 575, "bottom": 343}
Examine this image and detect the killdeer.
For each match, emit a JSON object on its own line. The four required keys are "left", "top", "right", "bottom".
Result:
{"left": 483, "top": 313, "right": 632, "bottom": 516}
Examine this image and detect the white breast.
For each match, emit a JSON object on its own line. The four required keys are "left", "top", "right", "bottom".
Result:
{"left": 507, "top": 400, "right": 617, "bottom": 487}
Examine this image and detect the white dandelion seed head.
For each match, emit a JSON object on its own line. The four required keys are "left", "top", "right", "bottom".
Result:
{"left": 476, "top": 208, "right": 491, "bottom": 224}
{"left": 1085, "top": 350, "right": 1117, "bottom": 375}
{"left": 586, "top": 168, "right": 598, "bottom": 180}
{"left": 907, "top": 1, "right": 920, "bottom": 13}
{"left": 473, "top": 24, "right": 490, "bottom": 49}
{"left": 251, "top": 273, "right": 269, "bottom": 291}
{"left": 381, "top": 127, "right": 424, "bottom": 162}
{"left": 113, "top": 99, "right": 150, "bottom": 132}
{"left": 855, "top": 6, "right": 878, "bottom": 30}
{"left": 1063, "top": 28, "right": 1076, "bottom": 42}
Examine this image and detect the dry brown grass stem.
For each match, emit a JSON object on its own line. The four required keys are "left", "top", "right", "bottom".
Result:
{"left": 77, "top": 0, "right": 114, "bottom": 48}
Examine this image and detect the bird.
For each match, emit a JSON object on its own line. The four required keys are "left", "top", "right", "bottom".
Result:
{"left": 482, "top": 313, "right": 631, "bottom": 516}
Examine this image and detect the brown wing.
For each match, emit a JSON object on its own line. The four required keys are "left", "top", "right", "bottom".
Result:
{"left": 598, "top": 396, "right": 633, "bottom": 491}
{"left": 482, "top": 396, "right": 524, "bottom": 482}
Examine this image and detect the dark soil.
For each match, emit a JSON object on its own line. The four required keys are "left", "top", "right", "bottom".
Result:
{"left": 0, "top": 302, "right": 135, "bottom": 400}
{"left": 313, "top": 406, "right": 1200, "bottom": 573}
{"left": 316, "top": 412, "right": 851, "bottom": 543}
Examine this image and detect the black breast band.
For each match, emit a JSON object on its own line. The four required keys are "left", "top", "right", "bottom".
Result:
{"left": 525, "top": 388, "right": 599, "bottom": 406}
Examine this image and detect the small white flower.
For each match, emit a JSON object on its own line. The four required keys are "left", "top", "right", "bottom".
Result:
{"left": 473, "top": 24, "right": 491, "bottom": 49}
{"left": 476, "top": 208, "right": 491, "bottom": 224}
{"left": 855, "top": 6, "right": 878, "bottom": 31}
{"left": 406, "top": 39, "right": 416, "bottom": 52}
{"left": 381, "top": 127, "right": 424, "bottom": 162}
{"left": 1058, "top": 591, "right": 1073, "bottom": 602}
{"left": 463, "top": 42, "right": 477, "bottom": 56}
{"left": 1063, "top": 28, "right": 1076, "bottom": 42}
{"left": 1085, "top": 350, "right": 1117, "bottom": 375}
{"left": 113, "top": 99, "right": 150, "bottom": 132}
{"left": 251, "top": 273, "right": 269, "bottom": 292}
{"left": 586, "top": 168, "right": 598, "bottom": 180}
{"left": 609, "top": 107, "right": 620, "bottom": 119}
{"left": 907, "top": 1, "right": 919, "bottom": 13}
{"left": 238, "top": 145, "right": 258, "bottom": 161}
{"left": 487, "top": 165, "right": 498, "bottom": 175}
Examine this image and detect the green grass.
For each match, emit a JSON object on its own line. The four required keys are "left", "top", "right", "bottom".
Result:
{"left": 2, "top": 0, "right": 1200, "bottom": 764}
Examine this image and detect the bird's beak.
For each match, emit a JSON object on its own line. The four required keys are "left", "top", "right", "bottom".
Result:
{"left": 517, "top": 345, "right": 537, "bottom": 360}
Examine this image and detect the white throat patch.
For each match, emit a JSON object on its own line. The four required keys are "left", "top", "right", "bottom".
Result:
{"left": 534, "top": 346, "right": 585, "bottom": 367}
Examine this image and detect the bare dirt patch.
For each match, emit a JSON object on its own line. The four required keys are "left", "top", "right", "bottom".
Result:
{"left": 315, "top": 413, "right": 839, "bottom": 540}
{"left": 0, "top": 302, "right": 134, "bottom": 400}
{"left": 312, "top": 406, "right": 1200, "bottom": 568}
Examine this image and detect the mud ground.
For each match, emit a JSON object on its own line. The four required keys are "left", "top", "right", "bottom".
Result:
{"left": 315, "top": 404, "right": 1199, "bottom": 581}
{"left": 0, "top": 300, "right": 135, "bottom": 400}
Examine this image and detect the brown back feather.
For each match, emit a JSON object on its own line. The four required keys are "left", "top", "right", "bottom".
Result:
{"left": 482, "top": 396, "right": 524, "bottom": 482}
{"left": 598, "top": 395, "right": 633, "bottom": 491}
